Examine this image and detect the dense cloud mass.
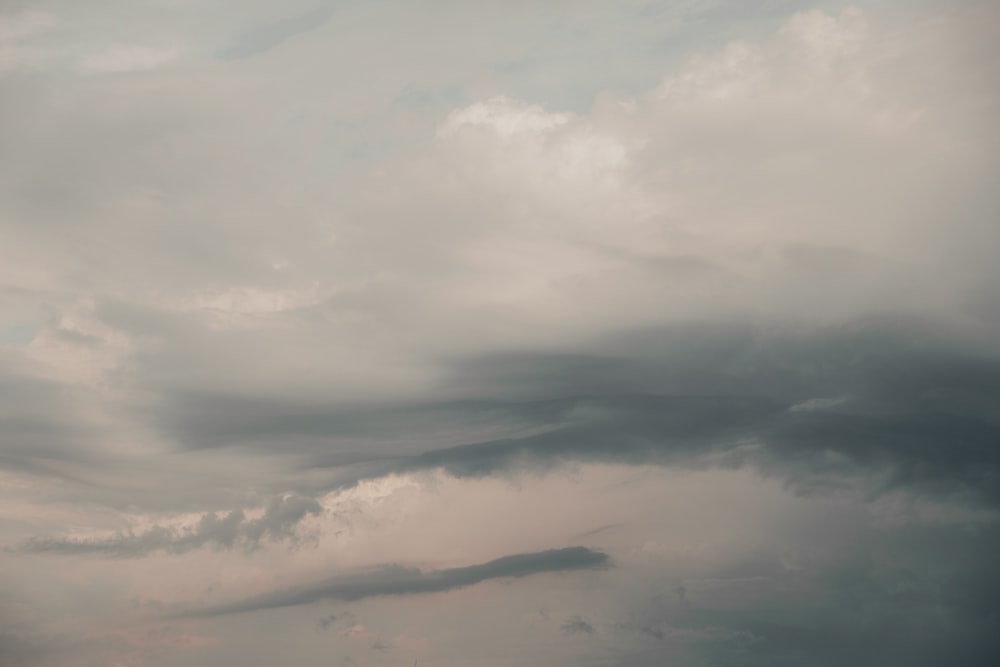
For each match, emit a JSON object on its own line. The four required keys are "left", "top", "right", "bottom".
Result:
{"left": 1, "top": 0, "right": 998, "bottom": 665}
{"left": 396, "top": 320, "right": 1000, "bottom": 501}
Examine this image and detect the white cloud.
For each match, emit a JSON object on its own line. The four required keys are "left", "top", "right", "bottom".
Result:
{"left": 438, "top": 95, "right": 574, "bottom": 139}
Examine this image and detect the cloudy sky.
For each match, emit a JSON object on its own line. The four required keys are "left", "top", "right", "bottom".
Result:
{"left": 2, "top": 0, "right": 999, "bottom": 665}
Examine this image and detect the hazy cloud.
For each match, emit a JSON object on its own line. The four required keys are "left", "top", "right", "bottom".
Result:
{"left": 2, "top": 1, "right": 998, "bottom": 665}
{"left": 217, "top": 5, "right": 336, "bottom": 60}
{"left": 562, "top": 616, "right": 595, "bottom": 635}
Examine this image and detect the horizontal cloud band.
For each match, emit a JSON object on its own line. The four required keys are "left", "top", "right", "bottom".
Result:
{"left": 16, "top": 495, "right": 321, "bottom": 557}
{"left": 182, "top": 546, "right": 610, "bottom": 616}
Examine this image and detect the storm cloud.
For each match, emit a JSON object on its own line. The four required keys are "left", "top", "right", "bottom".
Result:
{"left": 392, "top": 321, "right": 1000, "bottom": 504}
{"left": 136, "top": 317, "right": 1000, "bottom": 509}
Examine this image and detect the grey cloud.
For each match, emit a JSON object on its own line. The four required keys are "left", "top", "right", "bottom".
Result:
{"left": 397, "top": 394, "right": 775, "bottom": 476}
{"left": 612, "top": 520, "right": 1000, "bottom": 667}
{"left": 150, "top": 390, "right": 552, "bottom": 456}
{"left": 0, "top": 368, "right": 114, "bottom": 483}
{"left": 0, "top": 632, "right": 46, "bottom": 667}
{"left": 2, "top": 3, "right": 998, "bottom": 665}
{"left": 217, "top": 5, "right": 336, "bottom": 60}
{"left": 0, "top": 631, "right": 73, "bottom": 667}
{"left": 316, "top": 613, "right": 339, "bottom": 631}
{"left": 562, "top": 616, "right": 595, "bottom": 635}
{"left": 183, "top": 546, "right": 609, "bottom": 616}
{"left": 135, "top": 317, "right": 1000, "bottom": 508}
{"left": 18, "top": 495, "right": 321, "bottom": 557}
{"left": 346, "top": 320, "right": 997, "bottom": 506}
{"left": 690, "top": 560, "right": 1000, "bottom": 667}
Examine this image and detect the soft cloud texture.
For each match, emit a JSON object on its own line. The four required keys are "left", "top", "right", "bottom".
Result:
{"left": 18, "top": 494, "right": 322, "bottom": 557}
{"left": 2, "top": 0, "right": 998, "bottom": 665}
{"left": 185, "top": 546, "right": 609, "bottom": 616}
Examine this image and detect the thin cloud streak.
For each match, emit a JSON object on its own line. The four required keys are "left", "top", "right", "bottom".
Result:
{"left": 179, "top": 546, "right": 610, "bottom": 616}
{"left": 17, "top": 495, "right": 321, "bottom": 557}
{"left": 216, "top": 5, "right": 337, "bottom": 60}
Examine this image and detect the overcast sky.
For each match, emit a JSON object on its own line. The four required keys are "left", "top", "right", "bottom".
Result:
{"left": 2, "top": 1, "right": 999, "bottom": 665}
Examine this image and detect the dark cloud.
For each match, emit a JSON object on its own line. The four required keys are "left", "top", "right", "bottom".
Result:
{"left": 133, "top": 316, "right": 1000, "bottom": 508}
{"left": 17, "top": 495, "right": 321, "bottom": 557}
{"left": 562, "top": 616, "right": 595, "bottom": 635}
{"left": 0, "top": 632, "right": 47, "bottom": 667}
{"left": 1, "top": 3, "right": 997, "bottom": 666}
{"left": 316, "top": 614, "right": 339, "bottom": 632}
{"left": 617, "top": 521, "right": 1000, "bottom": 667}
{"left": 371, "top": 319, "right": 1000, "bottom": 506}
{"left": 398, "top": 394, "right": 775, "bottom": 475}
{"left": 125, "top": 317, "right": 1000, "bottom": 519}
{"left": 151, "top": 390, "right": 547, "bottom": 457}
{"left": 0, "top": 368, "right": 114, "bottom": 485}
{"left": 182, "top": 546, "right": 609, "bottom": 616}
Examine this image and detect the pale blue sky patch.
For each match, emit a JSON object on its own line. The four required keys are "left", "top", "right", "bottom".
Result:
{"left": 216, "top": 4, "right": 337, "bottom": 60}
{"left": 0, "top": 323, "right": 35, "bottom": 345}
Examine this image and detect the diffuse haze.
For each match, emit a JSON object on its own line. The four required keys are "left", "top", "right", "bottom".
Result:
{"left": 1, "top": 1, "right": 998, "bottom": 666}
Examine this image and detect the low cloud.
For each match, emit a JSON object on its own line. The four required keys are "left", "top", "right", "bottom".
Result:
{"left": 316, "top": 613, "right": 339, "bottom": 632}
{"left": 562, "top": 616, "right": 595, "bottom": 635}
{"left": 18, "top": 494, "right": 321, "bottom": 557}
{"left": 183, "top": 546, "right": 609, "bottom": 616}
{"left": 2, "top": 2, "right": 998, "bottom": 665}
{"left": 376, "top": 319, "right": 1000, "bottom": 506}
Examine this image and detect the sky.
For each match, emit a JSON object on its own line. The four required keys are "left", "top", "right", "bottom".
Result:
{"left": 1, "top": 0, "right": 999, "bottom": 665}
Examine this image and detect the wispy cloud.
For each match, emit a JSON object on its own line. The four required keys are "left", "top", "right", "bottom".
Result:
{"left": 180, "top": 546, "right": 609, "bottom": 616}
{"left": 217, "top": 5, "right": 335, "bottom": 60}
{"left": 562, "top": 616, "right": 595, "bottom": 635}
{"left": 18, "top": 495, "right": 321, "bottom": 557}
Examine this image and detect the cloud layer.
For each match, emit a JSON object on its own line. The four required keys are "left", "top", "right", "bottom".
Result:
{"left": 185, "top": 546, "right": 609, "bottom": 616}
{"left": 2, "top": 1, "right": 998, "bottom": 665}
{"left": 18, "top": 495, "right": 322, "bottom": 557}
